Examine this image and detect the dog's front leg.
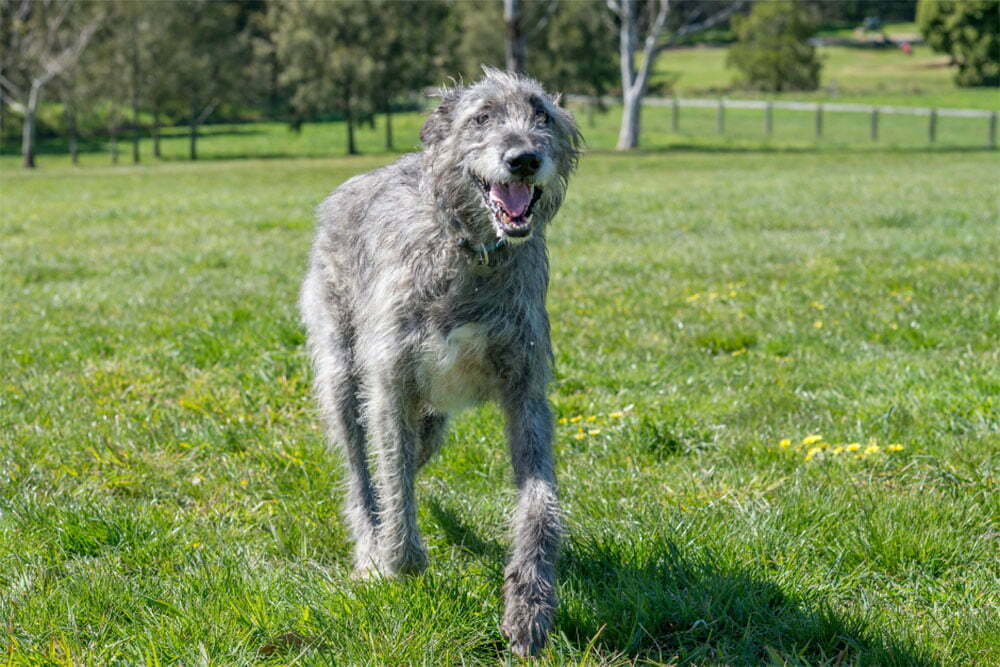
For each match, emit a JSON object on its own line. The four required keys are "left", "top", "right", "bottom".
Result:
{"left": 500, "top": 394, "right": 561, "bottom": 657}
{"left": 367, "top": 374, "right": 428, "bottom": 577}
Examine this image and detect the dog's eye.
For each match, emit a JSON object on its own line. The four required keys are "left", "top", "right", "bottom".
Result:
{"left": 535, "top": 110, "right": 549, "bottom": 126}
{"left": 475, "top": 112, "right": 490, "bottom": 126}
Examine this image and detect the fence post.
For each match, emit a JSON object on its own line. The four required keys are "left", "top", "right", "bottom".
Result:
{"left": 928, "top": 108, "right": 937, "bottom": 143}
{"left": 671, "top": 96, "right": 679, "bottom": 133}
{"left": 989, "top": 112, "right": 997, "bottom": 149}
{"left": 815, "top": 103, "right": 823, "bottom": 139}
{"left": 717, "top": 98, "right": 725, "bottom": 135}
{"left": 870, "top": 107, "right": 879, "bottom": 141}
{"left": 764, "top": 101, "right": 773, "bottom": 137}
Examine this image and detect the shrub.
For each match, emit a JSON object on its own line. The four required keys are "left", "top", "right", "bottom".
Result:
{"left": 917, "top": 0, "right": 1000, "bottom": 87}
{"left": 726, "top": 1, "right": 822, "bottom": 92}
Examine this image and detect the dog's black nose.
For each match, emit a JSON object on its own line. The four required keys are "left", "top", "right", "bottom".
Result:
{"left": 507, "top": 152, "right": 542, "bottom": 177}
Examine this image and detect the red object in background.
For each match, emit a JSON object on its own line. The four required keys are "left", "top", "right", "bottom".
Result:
{"left": 901, "top": 41, "right": 912, "bottom": 55}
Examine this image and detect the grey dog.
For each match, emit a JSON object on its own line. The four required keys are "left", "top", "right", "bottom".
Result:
{"left": 299, "top": 68, "right": 580, "bottom": 656}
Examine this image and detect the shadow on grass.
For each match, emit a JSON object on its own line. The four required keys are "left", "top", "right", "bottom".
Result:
{"left": 428, "top": 499, "right": 932, "bottom": 665}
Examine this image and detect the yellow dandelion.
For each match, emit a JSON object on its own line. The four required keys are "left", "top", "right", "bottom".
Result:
{"left": 708, "top": 291, "right": 719, "bottom": 300}
{"left": 570, "top": 415, "right": 582, "bottom": 423}
{"left": 865, "top": 444, "right": 881, "bottom": 455}
{"left": 845, "top": 443, "right": 861, "bottom": 452}
{"left": 807, "top": 446, "right": 822, "bottom": 457}
{"left": 686, "top": 293, "right": 701, "bottom": 302}
{"left": 832, "top": 446, "right": 844, "bottom": 454}
{"left": 779, "top": 438, "right": 792, "bottom": 448}
{"left": 558, "top": 417, "right": 568, "bottom": 425}
{"left": 854, "top": 454, "right": 864, "bottom": 460}
{"left": 887, "top": 444, "right": 904, "bottom": 452}
{"left": 609, "top": 412, "right": 624, "bottom": 419}
{"left": 811, "top": 301, "right": 826, "bottom": 310}
{"left": 239, "top": 479, "right": 248, "bottom": 487}
{"left": 573, "top": 433, "right": 586, "bottom": 440}
{"left": 588, "top": 429, "right": 601, "bottom": 436}
{"left": 731, "top": 348, "right": 746, "bottom": 356}
{"left": 802, "top": 434, "right": 823, "bottom": 445}
{"left": 813, "top": 320, "right": 823, "bottom": 329}
{"left": 729, "top": 290, "right": 737, "bottom": 297}
{"left": 587, "top": 416, "right": 597, "bottom": 422}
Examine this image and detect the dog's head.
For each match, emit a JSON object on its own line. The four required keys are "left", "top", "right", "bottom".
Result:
{"left": 421, "top": 68, "right": 581, "bottom": 245}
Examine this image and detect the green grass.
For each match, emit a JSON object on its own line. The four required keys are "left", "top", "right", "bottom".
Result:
{"left": 654, "top": 43, "right": 1000, "bottom": 110}
{"left": 2, "top": 120, "right": 999, "bottom": 664}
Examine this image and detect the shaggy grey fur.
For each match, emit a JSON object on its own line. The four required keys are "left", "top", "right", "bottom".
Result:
{"left": 299, "top": 69, "right": 580, "bottom": 656}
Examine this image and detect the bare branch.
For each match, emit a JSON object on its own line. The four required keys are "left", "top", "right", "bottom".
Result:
{"left": 660, "top": 0, "right": 748, "bottom": 51}
{"left": 526, "top": 0, "right": 559, "bottom": 39}
{"left": 36, "top": 10, "right": 102, "bottom": 87}
{"left": 0, "top": 71, "right": 25, "bottom": 99}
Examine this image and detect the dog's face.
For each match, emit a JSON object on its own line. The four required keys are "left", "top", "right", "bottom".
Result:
{"left": 421, "top": 69, "right": 581, "bottom": 244}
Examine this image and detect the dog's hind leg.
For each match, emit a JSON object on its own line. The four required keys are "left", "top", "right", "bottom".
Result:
{"left": 499, "top": 394, "right": 561, "bottom": 657}
{"left": 366, "top": 370, "right": 429, "bottom": 576}
{"left": 301, "top": 276, "right": 380, "bottom": 577}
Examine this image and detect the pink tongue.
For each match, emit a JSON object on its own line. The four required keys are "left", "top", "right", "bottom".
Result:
{"left": 490, "top": 183, "right": 532, "bottom": 218}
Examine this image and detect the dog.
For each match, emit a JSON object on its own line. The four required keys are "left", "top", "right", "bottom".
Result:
{"left": 299, "top": 68, "right": 580, "bottom": 656}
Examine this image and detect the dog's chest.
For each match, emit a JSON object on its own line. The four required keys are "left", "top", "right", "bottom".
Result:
{"left": 419, "top": 323, "right": 499, "bottom": 414}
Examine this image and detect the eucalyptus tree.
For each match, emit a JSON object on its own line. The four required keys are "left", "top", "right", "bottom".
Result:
{"left": 607, "top": 0, "right": 748, "bottom": 150}
{"left": 0, "top": 0, "right": 103, "bottom": 168}
{"left": 270, "top": 0, "right": 379, "bottom": 155}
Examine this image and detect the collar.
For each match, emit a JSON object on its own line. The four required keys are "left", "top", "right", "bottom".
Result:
{"left": 457, "top": 236, "right": 507, "bottom": 267}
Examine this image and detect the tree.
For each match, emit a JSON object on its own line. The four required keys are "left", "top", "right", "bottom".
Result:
{"left": 0, "top": 0, "right": 102, "bottom": 168}
{"left": 369, "top": 0, "right": 451, "bottom": 151}
{"left": 169, "top": 0, "right": 248, "bottom": 160}
{"left": 726, "top": 1, "right": 822, "bottom": 92}
{"left": 503, "top": 0, "right": 559, "bottom": 74}
{"left": 917, "top": 0, "right": 999, "bottom": 87}
{"left": 270, "top": 0, "right": 379, "bottom": 155}
{"left": 607, "top": 0, "right": 748, "bottom": 150}
{"left": 532, "top": 0, "right": 618, "bottom": 124}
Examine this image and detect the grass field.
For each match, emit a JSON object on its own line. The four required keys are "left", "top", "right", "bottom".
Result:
{"left": 655, "top": 38, "right": 1000, "bottom": 111}
{"left": 2, "top": 117, "right": 999, "bottom": 664}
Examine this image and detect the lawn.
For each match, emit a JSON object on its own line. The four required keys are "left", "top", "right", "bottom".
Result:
{"left": 654, "top": 41, "right": 1000, "bottom": 110}
{"left": 1, "top": 119, "right": 998, "bottom": 664}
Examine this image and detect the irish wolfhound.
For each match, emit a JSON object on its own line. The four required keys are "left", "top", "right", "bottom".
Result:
{"left": 299, "top": 68, "right": 580, "bottom": 656}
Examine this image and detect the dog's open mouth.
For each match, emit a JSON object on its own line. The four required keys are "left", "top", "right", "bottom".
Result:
{"left": 477, "top": 178, "right": 543, "bottom": 238}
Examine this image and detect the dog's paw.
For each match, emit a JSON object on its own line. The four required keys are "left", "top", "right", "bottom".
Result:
{"left": 375, "top": 541, "right": 428, "bottom": 577}
{"left": 500, "top": 597, "right": 552, "bottom": 657}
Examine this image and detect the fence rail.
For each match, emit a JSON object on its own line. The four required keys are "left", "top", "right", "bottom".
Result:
{"left": 568, "top": 95, "right": 998, "bottom": 147}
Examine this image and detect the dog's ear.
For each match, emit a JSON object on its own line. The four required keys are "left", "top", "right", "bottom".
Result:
{"left": 421, "top": 87, "right": 462, "bottom": 147}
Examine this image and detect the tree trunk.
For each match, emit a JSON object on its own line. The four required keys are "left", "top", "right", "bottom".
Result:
{"left": 617, "top": 90, "right": 642, "bottom": 150}
{"left": 0, "top": 87, "right": 5, "bottom": 152}
{"left": 346, "top": 106, "right": 356, "bottom": 155}
{"left": 130, "top": 18, "right": 141, "bottom": 164}
{"left": 189, "top": 120, "right": 198, "bottom": 160}
{"left": 132, "top": 102, "right": 141, "bottom": 164}
{"left": 67, "top": 107, "right": 79, "bottom": 166}
{"left": 385, "top": 109, "right": 393, "bottom": 151}
{"left": 111, "top": 124, "right": 119, "bottom": 164}
{"left": 152, "top": 108, "right": 161, "bottom": 158}
{"left": 504, "top": 0, "right": 526, "bottom": 74}
{"left": 22, "top": 85, "right": 40, "bottom": 169}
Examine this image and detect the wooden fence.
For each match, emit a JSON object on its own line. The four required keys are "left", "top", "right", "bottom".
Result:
{"left": 570, "top": 95, "right": 998, "bottom": 148}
